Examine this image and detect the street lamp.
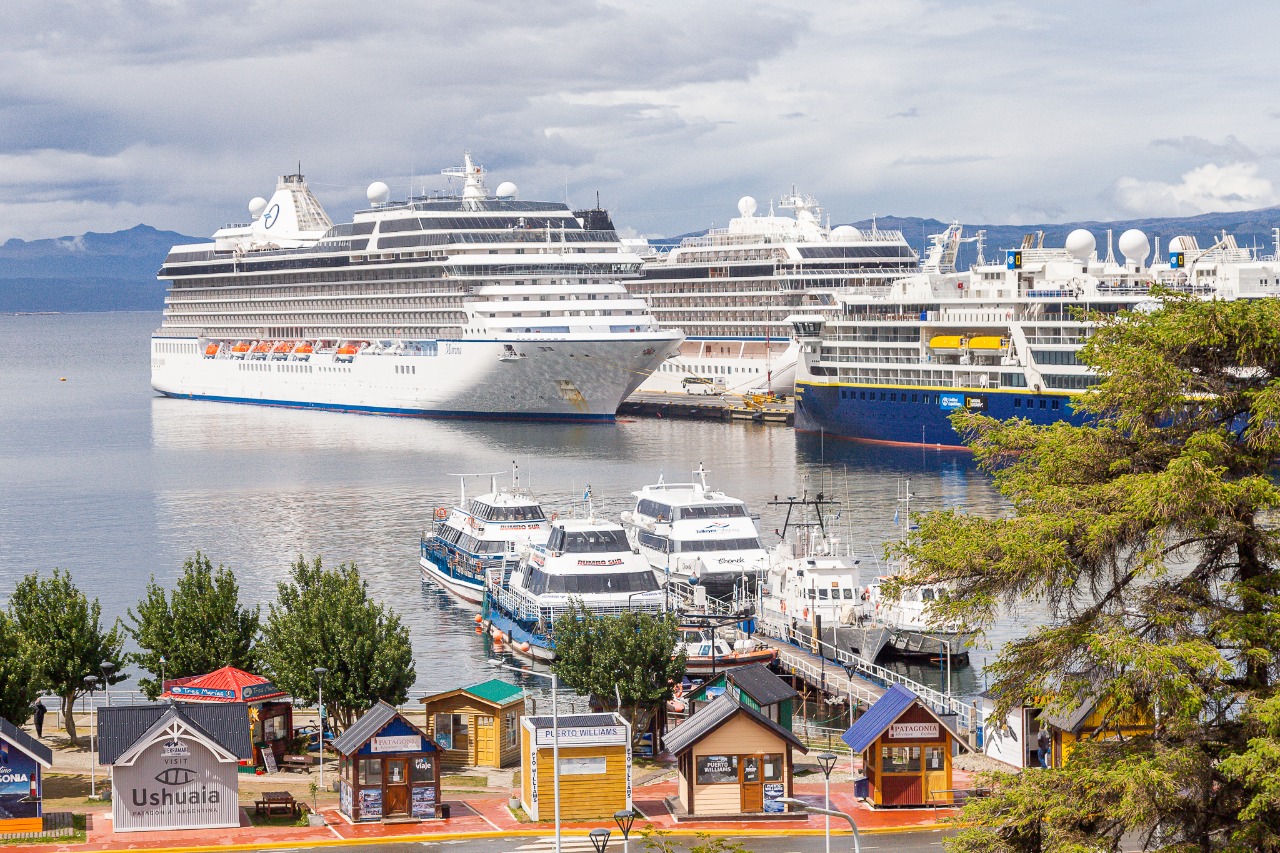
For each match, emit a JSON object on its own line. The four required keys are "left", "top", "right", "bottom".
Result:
{"left": 100, "top": 661, "right": 116, "bottom": 706}
{"left": 778, "top": 798, "right": 861, "bottom": 853}
{"left": 613, "top": 809, "right": 636, "bottom": 853}
{"left": 491, "top": 659, "right": 563, "bottom": 853}
{"left": 159, "top": 655, "right": 167, "bottom": 691}
{"left": 817, "top": 752, "right": 838, "bottom": 853}
{"left": 313, "top": 667, "right": 328, "bottom": 793}
{"left": 83, "top": 675, "right": 99, "bottom": 799}
{"left": 588, "top": 827, "right": 611, "bottom": 853}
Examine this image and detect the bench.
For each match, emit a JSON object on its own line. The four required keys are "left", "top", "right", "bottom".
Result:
{"left": 255, "top": 791, "right": 299, "bottom": 817}
{"left": 282, "top": 755, "right": 312, "bottom": 773}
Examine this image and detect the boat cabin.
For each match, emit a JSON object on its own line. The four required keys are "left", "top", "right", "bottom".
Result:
{"left": 332, "top": 701, "right": 442, "bottom": 823}
{"left": 685, "top": 663, "right": 797, "bottom": 730}
{"left": 0, "top": 717, "right": 53, "bottom": 833}
{"left": 664, "top": 694, "right": 806, "bottom": 818}
{"left": 419, "top": 679, "right": 524, "bottom": 770}
{"left": 842, "top": 684, "right": 968, "bottom": 807}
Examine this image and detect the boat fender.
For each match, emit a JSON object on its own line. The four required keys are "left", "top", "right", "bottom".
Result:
{"left": 473, "top": 613, "right": 482, "bottom": 624}
{"left": 803, "top": 607, "right": 809, "bottom": 619}
{"left": 520, "top": 641, "right": 531, "bottom": 653}
{"left": 435, "top": 507, "right": 448, "bottom": 520}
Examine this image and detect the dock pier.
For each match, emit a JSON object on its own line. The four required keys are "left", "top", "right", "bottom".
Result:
{"left": 620, "top": 391, "right": 794, "bottom": 425}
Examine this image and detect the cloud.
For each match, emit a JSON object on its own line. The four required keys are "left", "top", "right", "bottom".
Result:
{"left": 1113, "top": 162, "right": 1280, "bottom": 216}
{"left": 1151, "top": 135, "right": 1256, "bottom": 161}
{"left": 889, "top": 107, "right": 919, "bottom": 118}
{"left": 891, "top": 154, "right": 993, "bottom": 167}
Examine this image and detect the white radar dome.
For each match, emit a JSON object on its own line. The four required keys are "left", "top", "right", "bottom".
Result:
{"left": 1064, "top": 228, "right": 1095, "bottom": 262}
{"left": 738, "top": 196, "right": 758, "bottom": 217}
{"left": 495, "top": 181, "right": 518, "bottom": 199}
{"left": 1118, "top": 228, "right": 1150, "bottom": 265}
{"left": 1168, "top": 235, "right": 1189, "bottom": 252}
{"left": 830, "top": 225, "right": 863, "bottom": 241}
{"left": 366, "top": 181, "right": 391, "bottom": 205}
{"left": 248, "top": 197, "right": 268, "bottom": 218}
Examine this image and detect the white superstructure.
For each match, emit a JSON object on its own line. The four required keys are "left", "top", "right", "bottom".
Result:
{"left": 628, "top": 189, "right": 918, "bottom": 396}
{"left": 151, "top": 154, "right": 682, "bottom": 421}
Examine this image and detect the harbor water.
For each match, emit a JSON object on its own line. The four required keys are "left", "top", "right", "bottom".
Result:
{"left": 0, "top": 311, "right": 1018, "bottom": 705}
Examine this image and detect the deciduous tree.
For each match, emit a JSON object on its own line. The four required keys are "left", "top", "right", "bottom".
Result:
{"left": 261, "top": 555, "right": 414, "bottom": 732}
{"left": 8, "top": 569, "right": 125, "bottom": 744}
{"left": 126, "top": 552, "right": 261, "bottom": 699}
{"left": 0, "top": 612, "right": 38, "bottom": 725}
{"left": 891, "top": 294, "right": 1280, "bottom": 852}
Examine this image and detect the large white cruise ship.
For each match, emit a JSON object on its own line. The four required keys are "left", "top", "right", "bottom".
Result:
{"left": 151, "top": 154, "right": 682, "bottom": 420}
{"left": 627, "top": 189, "right": 918, "bottom": 396}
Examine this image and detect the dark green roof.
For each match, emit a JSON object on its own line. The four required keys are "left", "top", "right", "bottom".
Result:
{"left": 462, "top": 679, "right": 525, "bottom": 706}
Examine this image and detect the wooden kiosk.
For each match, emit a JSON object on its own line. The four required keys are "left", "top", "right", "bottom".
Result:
{"left": 520, "top": 712, "right": 631, "bottom": 821}
{"left": 332, "top": 701, "right": 442, "bottom": 823}
{"left": 842, "top": 684, "right": 966, "bottom": 807}
{"left": 663, "top": 694, "right": 806, "bottom": 818}
{"left": 162, "top": 666, "right": 292, "bottom": 770}
{"left": 684, "top": 664, "right": 798, "bottom": 730}
{"left": 0, "top": 717, "right": 52, "bottom": 833}
{"left": 419, "top": 679, "right": 524, "bottom": 770}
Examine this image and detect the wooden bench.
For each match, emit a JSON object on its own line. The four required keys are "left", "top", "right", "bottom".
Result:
{"left": 281, "top": 755, "right": 312, "bottom": 773}
{"left": 255, "top": 791, "right": 299, "bottom": 817}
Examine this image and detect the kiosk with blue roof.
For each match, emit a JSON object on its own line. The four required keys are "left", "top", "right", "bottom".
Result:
{"left": 332, "top": 701, "right": 442, "bottom": 823}
{"left": 842, "top": 684, "right": 967, "bottom": 808}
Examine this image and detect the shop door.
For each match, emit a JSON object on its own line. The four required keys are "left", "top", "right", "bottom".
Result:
{"left": 475, "top": 715, "right": 495, "bottom": 766}
{"left": 740, "top": 755, "right": 763, "bottom": 813}
{"left": 922, "top": 746, "right": 948, "bottom": 805}
{"left": 384, "top": 759, "right": 410, "bottom": 817}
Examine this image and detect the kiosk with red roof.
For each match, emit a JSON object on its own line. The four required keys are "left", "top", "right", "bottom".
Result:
{"left": 162, "top": 666, "right": 292, "bottom": 770}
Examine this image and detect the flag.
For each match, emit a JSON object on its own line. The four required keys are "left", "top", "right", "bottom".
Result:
{"left": 583, "top": 484, "right": 592, "bottom": 501}
{"left": 893, "top": 508, "right": 899, "bottom": 525}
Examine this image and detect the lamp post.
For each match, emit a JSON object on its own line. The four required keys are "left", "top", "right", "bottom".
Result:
{"left": 313, "top": 667, "right": 328, "bottom": 794}
{"left": 490, "top": 659, "right": 563, "bottom": 853}
{"left": 588, "top": 827, "right": 611, "bottom": 853}
{"left": 100, "top": 661, "right": 116, "bottom": 706}
{"left": 817, "top": 752, "right": 838, "bottom": 853}
{"left": 613, "top": 809, "right": 635, "bottom": 853}
{"left": 83, "top": 675, "right": 99, "bottom": 799}
{"left": 778, "top": 798, "right": 861, "bottom": 853}
{"left": 159, "top": 655, "right": 167, "bottom": 692}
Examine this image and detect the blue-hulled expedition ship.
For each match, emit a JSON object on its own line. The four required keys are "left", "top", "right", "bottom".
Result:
{"left": 790, "top": 225, "right": 1280, "bottom": 447}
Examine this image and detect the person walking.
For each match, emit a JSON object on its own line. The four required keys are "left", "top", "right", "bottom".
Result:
{"left": 1036, "top": 725, "right": 1051, "bottom": 768}
{"left": 31, "top": 700, "right": 47, "bottom": 739}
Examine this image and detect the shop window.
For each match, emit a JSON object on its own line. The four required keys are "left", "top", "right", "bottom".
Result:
{"left": 503, "top": 710, "right": 519, "bottom": 748}
{"left": 434, "top": 713, "right": 469, "bottom": 750}
{"left": 762, "top": 754, "right": 784, "bottom": 781}
{"left": 696, "top": 754, "right": 738, "bottom": 784}
{"left": 411, "top": 755, "right": 435, "bottom": 784}
{"left": 387, "top": 759, "right": 407, "bottom": 785}
{"left": 359, "top": 758, "right": 382, "bottom": 785}
{"left": 881, "top": 746, "right": 921, "bottom": 773}
{"left": 264, "top": 714, "right": 287, "bottom": 742}
{"left": 925, "top": 746, "right": 945, "bottom": 771}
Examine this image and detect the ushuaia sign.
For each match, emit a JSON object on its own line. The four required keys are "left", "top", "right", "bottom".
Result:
{"left": 114, "top": 734, "right": 239, "bottom": 831}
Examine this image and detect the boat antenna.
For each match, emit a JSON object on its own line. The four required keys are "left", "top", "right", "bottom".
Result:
{"left": 512, "top": 459, "right": 520, "bottom": 489}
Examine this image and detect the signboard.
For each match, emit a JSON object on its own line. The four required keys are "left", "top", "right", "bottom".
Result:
{"left": 261, "top": 748, "right": 278, "bottom": 774}
{"left": 241, "top": 682, "right": 281, "bottom": 701}
{"left": 371, "top": 735, "right": 423, "bottom": 753}
{"left": 411, "top": 786, "right": 436, "bottom": 818}
{"left": 112, "top": 736, "right": 240, "bottom": 832}
{"left": 0, "top": 746, "right": 38, "bottom": 820}
{"left": 1170, "top": 251, "right": 1185, "bottom": 269}
{"left": 558, "top": 757, "right": 607, "bottom": 776}
{"left": 359, "top": 788, "right": 382, "bottom": 820}
{"left": 339, "top": 780, "right": 352, "bottom": 818}
{"left": 763, "top": 782, "right": 785, "bottom": 813}
{"left": 695, "top": 754, "right": 737, "bottom": 784}
{"left": 965, "top": 394, "right": 987, "bottom": 411}
{"left": 169, "top": 686, "right": 237, "bottom": 700}
{"left": 1006, "top": 249, "right": 1022, "bottom": 270}
{"left": 939, "top": 393, "right": 964, "bottom": 410}
{"left": 533, "top": 725, "right": 627, "bottom": 748}
{"left": 889, "top": 722, "right": 940, "bottom": 739}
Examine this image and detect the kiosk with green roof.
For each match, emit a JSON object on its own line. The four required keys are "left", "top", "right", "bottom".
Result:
{"left": 419, "top": 679, "right": 525, "bottom": 769}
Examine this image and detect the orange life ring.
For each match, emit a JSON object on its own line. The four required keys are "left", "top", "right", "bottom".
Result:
{"left": 435, "top": 507, "right": 447, "bottom": 520}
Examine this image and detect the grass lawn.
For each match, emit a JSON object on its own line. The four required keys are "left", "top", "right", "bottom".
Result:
{"left": 442, "top": 774, "right": 488, "bottom": 788}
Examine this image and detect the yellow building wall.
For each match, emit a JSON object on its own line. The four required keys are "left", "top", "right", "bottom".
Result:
{"left": 1056, "top": 705, "right": 1153, "bottom": 766}
{"left": 689, "top": 713, "right": 791, "bottom": 816}
{"left": 520, "top": 727, "right": 629, "bottom": 822}
{"left": 422, "top": 696, "right": 524, "bottom": 770}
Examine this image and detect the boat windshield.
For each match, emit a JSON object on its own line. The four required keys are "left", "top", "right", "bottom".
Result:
{"left": 525, "top": 567, "right": 658, "bottom": 595}
{"left": 674, "top": 537, "right": 762, "bottom": 553}
{"left": 549, "top": 527, "right": 629, "bottom": 553}
{"left": 470, "top": 501, "right": 545, "bottom": 522}
{"left": 679, "top": 504, "right": 747, "bottom": 520}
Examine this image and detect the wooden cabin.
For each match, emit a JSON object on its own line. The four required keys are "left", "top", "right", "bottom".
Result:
{"left": 664, "top": 694, "right": 806, "bottom": 817}
{"left": 519, "top": 713, "right": 631, "bottom": 821}
{"left": 162, "top": 666, "right": 292, "bottom": 769}
{"left": 332, "top": 701, "right": 442, "bottom": 823}
{"left": 419, "top": 679, "right": 525, "bottom": 770}
{"left": 685, "top": 663, "right": 798, "bottom": 730}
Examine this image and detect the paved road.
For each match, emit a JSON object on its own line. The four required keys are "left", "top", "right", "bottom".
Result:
{"left": 271, "top": 829, "right": 954, "bottom": 853}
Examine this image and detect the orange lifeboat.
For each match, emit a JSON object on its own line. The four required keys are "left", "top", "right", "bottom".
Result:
{"left": 232, "top": 342, "right": 251, "bottom": 354}
{"left": 294, "top": 342, "right": 314, "bottom": 355}
{"left": 336, "top": 344, "right": 358, "bottom": 355}
{"left": 204, "top": 342, "right": 220, "bottom": 357}
{"left": 252, "top": 341, "right": 272, "bottom": 353}
{"left": 273, "top": 341, "right": 293, "bottom": 354}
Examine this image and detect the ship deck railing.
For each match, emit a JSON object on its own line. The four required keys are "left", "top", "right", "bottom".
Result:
{"left": 485, "top": 581, "right": 663, "bottom": 624}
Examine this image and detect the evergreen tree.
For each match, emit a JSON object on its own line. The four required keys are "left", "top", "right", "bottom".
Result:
{"left": 891, "top": 294, "right": 1280, "bottom": 852}
{"left": 126, "top": 552, "right": 261, "bottom": 699}
{"left": 8, "top": 569, "right": 125, "bottom": 744}
{"left": 551, "top": 602, "right": 687, "bottom": 737}
{"left": 261, "top": 555, "right": 414, "bottom": 732}
{"left": 0, "top": 612, "right": 39, "bottom": 725}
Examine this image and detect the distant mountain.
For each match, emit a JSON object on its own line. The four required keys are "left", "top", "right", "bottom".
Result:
{"left": 0, "top": 224, "right": 197, "bottom": 313}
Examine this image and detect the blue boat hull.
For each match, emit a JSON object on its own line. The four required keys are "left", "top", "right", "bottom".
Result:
{"left": 794, "top": 382, "right": 1087, "bottom": 447}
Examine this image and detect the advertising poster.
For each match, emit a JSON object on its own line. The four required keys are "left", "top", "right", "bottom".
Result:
{"left": 411, "top": 786, "right": 436, "bottom": 818}
{"left": 0, "top": 748, "right": 38, "bottom": 820}
{"left": 359, "top": 788, "right": 382, "bottom": 820}
{"left": 763, "top": 782, "right": 785, "bottom": 813}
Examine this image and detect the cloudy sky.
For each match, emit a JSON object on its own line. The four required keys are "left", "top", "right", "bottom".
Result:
{"left": 3, "top": 0, "right": 1279, "bottom": 242}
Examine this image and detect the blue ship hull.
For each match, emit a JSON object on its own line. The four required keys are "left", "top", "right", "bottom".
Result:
{"left": 482, "top": 598, "right": 555, "bottom": 661}
{"left": 794, "top": 382, "right": 1087, "bottom": 447}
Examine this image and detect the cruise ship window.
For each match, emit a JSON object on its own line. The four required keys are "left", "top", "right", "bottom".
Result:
{"left": 1040, "top": 399, "right": 1047, "bottom": 409}
{"left": 912, "top": 394, "right": 918, "bottom": 403}
{"left": 890, "top": 393, "right": 896, "bottom": 402}
{"left": 880, "top": 392, "right": 886, "bottom": 401}
{"left": 860, "top": 392, "right": 866, "bottom": 400}
{"left": 1052, "top": 400, "right": 1060, "bottom": 410}
{"left": 1014, "top": 399, "right": 1021, "bottom": 408}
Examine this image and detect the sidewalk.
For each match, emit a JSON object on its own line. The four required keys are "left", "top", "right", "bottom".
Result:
{"left": 9, "top": 778, "right": 955, "bottom": 853}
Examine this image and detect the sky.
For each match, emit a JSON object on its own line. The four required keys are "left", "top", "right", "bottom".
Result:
{"left": 3, "top": 0, "right": 1280, "bottom": 242}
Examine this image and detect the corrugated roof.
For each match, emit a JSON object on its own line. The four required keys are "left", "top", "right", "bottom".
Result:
{"left": 98, "top": 702, "right": 252, "bottom": 765}
{"left": 1040, "top": 693, "right": 1098, "bottom": 736}
{"left": 331, "top": 701, "right": 400, "bottom": 755}
{"left": 841, "top": 684, "right": 918, "bottom": 754}
{"left": 727, "top": 664, "right": 798, "bottom": 706}
{"left": 0, "top": 716, "right": 52, "bottom": 768}
{"left": 162, "top": 666, "right": 285, "bottom": 703}
{"left": 463, "top": 679, "right": 524, "bottom": 706}
{"left": 525, "top": 713, "right": 618, "bottom": 729}
{"left": 663, "top": 694, "right": 807, "bottom": 756}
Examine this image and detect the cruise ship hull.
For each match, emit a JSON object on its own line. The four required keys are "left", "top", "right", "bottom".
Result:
{"left": 152, "top": 334, "right": 679, "bottom": 421}
{"left": 636, "top": 340, "right": 798, "bottom": 396}
{"left": 794, "top": 382, "right": 1087, "bottom": 447}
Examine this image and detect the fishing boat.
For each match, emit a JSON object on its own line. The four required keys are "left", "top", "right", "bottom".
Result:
{"left": 676, "top": 626, "right": 777, "bottom": 677}
{"left": 419, "top": 466, "right": 551, "bottom": 605}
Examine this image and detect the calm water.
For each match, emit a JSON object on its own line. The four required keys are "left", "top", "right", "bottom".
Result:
{"left": 0, "top": 312, "right": 1012, "bottom": 704}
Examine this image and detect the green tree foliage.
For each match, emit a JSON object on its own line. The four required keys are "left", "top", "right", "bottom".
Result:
{"left": 0, "top": 612, "right": 39, "bottom": 725}
{"left": 261, "top": 555, "right": 414, "bottom": 732}
{"left": 551, "top": 602, "right": 687, "bottom": 736}
{"left": 890, "top": 295, "right": 1280, "bottom": 852}
{"left": 126, "top": 551, "right": 261, "bottom": 699}
{"left": 8, "top": 569, "right": 125, "bottom": 744}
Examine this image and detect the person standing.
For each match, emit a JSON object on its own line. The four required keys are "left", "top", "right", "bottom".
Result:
{"left": 1036, "top": 725, "right": 1051, "bottom": 768}
{"left": 31, "top": 701, "right": 47, "bottom": 739}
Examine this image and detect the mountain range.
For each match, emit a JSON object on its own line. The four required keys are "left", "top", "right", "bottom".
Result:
{"left": 3, "top": 208, "right": 1280, "bottom": 313}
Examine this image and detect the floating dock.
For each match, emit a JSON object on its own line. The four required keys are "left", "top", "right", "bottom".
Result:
{"left": 619, "top": 392, "right": 794, "bottom": 425}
